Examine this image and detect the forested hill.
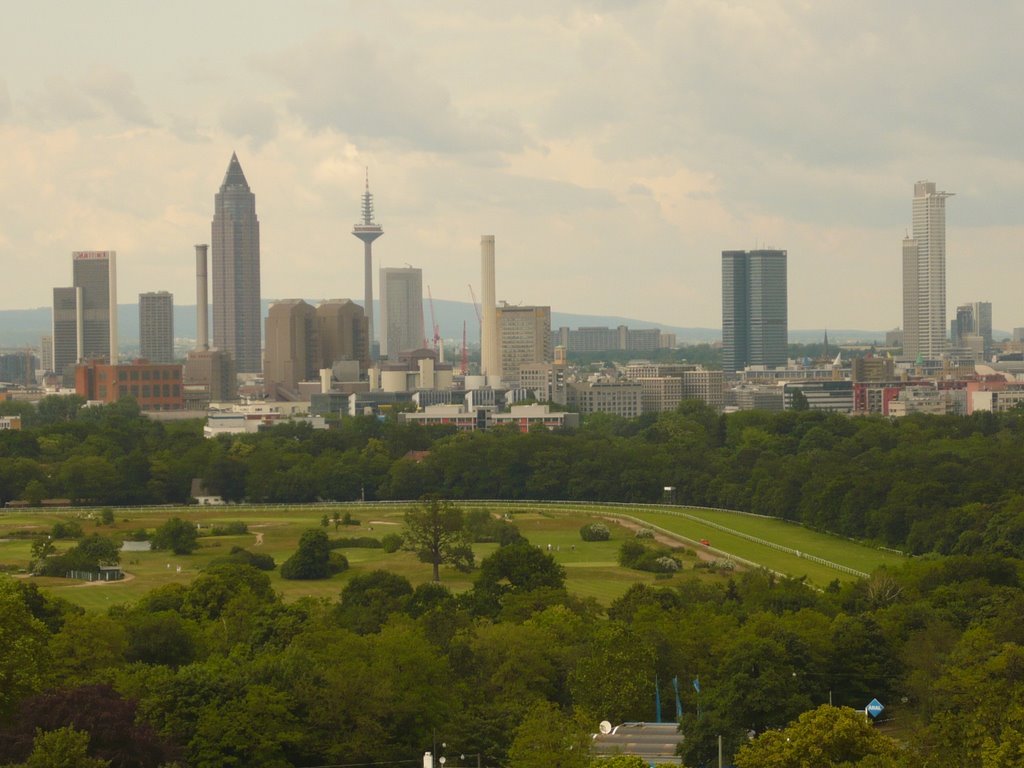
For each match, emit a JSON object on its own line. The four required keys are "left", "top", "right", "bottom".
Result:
{"left": 3, "top": 395, "right": 1024, "bottom": 557}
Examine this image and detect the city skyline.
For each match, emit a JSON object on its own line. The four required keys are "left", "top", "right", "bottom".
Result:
{"left": 1, "top": 4, "right": 1023, "bottom": 333}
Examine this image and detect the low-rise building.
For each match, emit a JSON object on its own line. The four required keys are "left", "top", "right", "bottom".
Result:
{"left": 0, "top": 415, "right": 22, "bottom": 430}
{"left": 75, "top": 359, "right": 184, "bottom": 411}
{"left": 567, "top": 380, "right": 643, "bottom": 418}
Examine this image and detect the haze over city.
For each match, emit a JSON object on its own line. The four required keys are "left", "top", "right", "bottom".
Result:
{"left": 1, "top": 2, "right": 1022, "bottom": 332}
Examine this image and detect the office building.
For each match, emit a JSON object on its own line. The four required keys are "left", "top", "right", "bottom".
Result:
{"left": 75, "top": 359, "right": 183, "bottom": 411}
{"left": 211, "top": 153, "right": 261, "bottom": 373}
{"left": 73, "top": 251, "right": 118, "bottom": 363}
{"left": 317, "top": 299, "right": 369, "bottom": 371}
{"left": 379, "top": 267, "right": 424, "bottom": 360}
{"left": 51, "top": 286, "right": 80, "bottom": 378}
{"left": 139, "top": 291, "right": 174, "bottom": 363}
{"left": 497, "top": 303, "right": 551, "bottom": 381}
{"left": 264, "top": 300, "right": 319, "bottom": 398}
{"left": 552, "top": 325, "right": 664, "bottom": 355}
{"left": 567, "top": 381, "right": 643, "bottom": 418}
{"left": 722, "top": 249, "right": 788, "bottom": 375}
{"left": 352, "top": 172, "right": 383, "bottom": 360}
{"left": 40, "top": 335, "right": 53, "bottom": 374}
{"left": 951, "top": 301, "right": 992, "bottom": 361}
{"left": 902, "top": 181, "right": 953, "bottom": 361}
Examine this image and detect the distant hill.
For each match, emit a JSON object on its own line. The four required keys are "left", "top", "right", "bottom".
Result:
{"left": 0, "top": 300, "right": 895, "bottom": 350}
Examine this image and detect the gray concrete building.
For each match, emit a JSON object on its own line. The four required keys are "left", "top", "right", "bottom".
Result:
{"left": 497, "top": 303, "right": 551, "bottom": 381}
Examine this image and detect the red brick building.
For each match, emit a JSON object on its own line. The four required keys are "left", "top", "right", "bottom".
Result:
{"left": 75, "top": 359, "right": 184, "bottom": 411}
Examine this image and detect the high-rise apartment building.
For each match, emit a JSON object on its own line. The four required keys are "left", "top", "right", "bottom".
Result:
{"left": 497, "top": 303, "right": 551, "bottom": 381}
{"left": 379, "top": 267, "right": 424, "bottom": 360}
{"left": 139, "top": 291, "right": 174, "bottom": 363}
{"left": 211, "top": 153, "right": 261, "bottom": 373}
{"left": 722, "top": 249, "right": 788, "bottom": 375}
{"left": 902, "top": 181, "right": 953, "bottom": 361}
{"left": 264, "top": 300, "right": 318, "bottom": 398}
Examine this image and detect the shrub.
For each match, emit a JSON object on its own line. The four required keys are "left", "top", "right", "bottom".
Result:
{"left": 328, "top": 551, "right": 349, "bottom": 574}
{"left": 124, "top": 529, "right": 150, "bottom": 542}
{"left": 328, "top": 537, "right": 383, "bottom": 549}
{"left": 281, "top": 529, "right": 332, "bottom": 580}
{"left": 635, "top": 529, "right": 655, "bottom": 539}
{"left": 618, "top": 539, "right": 646, "bottom": 567}
{"left": 580, "top": 522, "right": 611, "bottom": 542}
{"left": 381, "top": 533, "right": 404, "bottom": 553}
{"left": 51, "top": 520, "right": 83, "bottom": 540}
{"left": 226, "top": 546, "right": 275, "bottom": 571}
{"left": 209, "top": 521, "right": 248, "bottom": 536}
{"left": 151, "top": 518, "right": 199, "bottom": 555}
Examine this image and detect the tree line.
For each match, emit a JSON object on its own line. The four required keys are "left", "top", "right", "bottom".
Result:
{"left": 5, "top": 395, "right": 1024, "bottom": 557}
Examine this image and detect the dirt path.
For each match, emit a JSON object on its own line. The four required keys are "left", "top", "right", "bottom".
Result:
{"left": 607, "top": 517, "right": 738, "bottom": 567}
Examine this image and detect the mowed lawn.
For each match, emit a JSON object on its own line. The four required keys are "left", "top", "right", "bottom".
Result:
{"left": 0, "top": 504, "right": 717, "bottom": 611}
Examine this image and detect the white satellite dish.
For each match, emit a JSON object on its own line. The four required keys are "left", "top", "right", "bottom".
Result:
{"left": 599, "top": 720, "right": 612, "bottom": 735}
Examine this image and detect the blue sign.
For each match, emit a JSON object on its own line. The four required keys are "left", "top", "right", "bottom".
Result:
{"left": 866, "top": 698, "right": 884, "bottom": 718}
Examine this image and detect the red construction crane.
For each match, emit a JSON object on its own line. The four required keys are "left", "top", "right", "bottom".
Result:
{"left": 427, "top": 285, "right": 442, "bottom": 358}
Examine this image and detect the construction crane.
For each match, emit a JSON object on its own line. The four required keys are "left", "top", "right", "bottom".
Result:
{"left": 460, "top": 321, "right": 468, "bottom": 376}
{"left": 427, "top": 285, "right": 442, "bottom": 360}
{"left": 468, "top": 284, "right": 482, "bottom": 345}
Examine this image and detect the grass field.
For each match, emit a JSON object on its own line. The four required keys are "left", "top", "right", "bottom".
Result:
{"left": 0, "top": 501, "right": 904, "bottom": 610}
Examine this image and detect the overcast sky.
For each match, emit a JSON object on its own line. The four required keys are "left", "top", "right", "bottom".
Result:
{"left": 1, "top": 1, "right": 1022, "bottom": 333}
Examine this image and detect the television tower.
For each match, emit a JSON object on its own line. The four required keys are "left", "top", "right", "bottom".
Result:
{"left": 352, "top": 169, "right": 383, "bottom": 360}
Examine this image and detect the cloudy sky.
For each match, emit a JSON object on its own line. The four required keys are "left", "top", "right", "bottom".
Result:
{"left": 2, "top": 1, "right": 1022, "bottom": 333}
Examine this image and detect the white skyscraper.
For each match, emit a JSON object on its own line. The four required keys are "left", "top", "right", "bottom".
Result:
{"left": 379, "top": 267, "right": 424, "bottom": 359}
{"left": 902, "top": 181, "right": 953, "bottom": 361}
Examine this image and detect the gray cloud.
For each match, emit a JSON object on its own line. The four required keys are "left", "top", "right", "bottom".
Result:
{"left": 220, "top": 101, "right": 278, "bottom": 147}
{"left": 258, "top": 32, "right": 532, "bottom": 155}
{"left": 80, "top": 68, "right": 154, "bottom": 126}
{"left": 21, "top": 69, "right": 153, "bottom": 127}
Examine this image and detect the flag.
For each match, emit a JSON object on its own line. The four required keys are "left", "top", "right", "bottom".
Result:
{"left": 672, "top": 676, "right": 682, "bottom": 719}
{"left": 692, "top": 676, "right": 701, "bottom": 694}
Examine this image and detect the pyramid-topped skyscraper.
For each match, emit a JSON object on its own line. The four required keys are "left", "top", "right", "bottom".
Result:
{"left": 211, "top": 153, "right": 262, "bottom": 373}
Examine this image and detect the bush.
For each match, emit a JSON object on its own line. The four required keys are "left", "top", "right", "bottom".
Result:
{"left": 51, "top": 520, "right": 83, "bottom": 540}
{"left": 381, "top": 533, "right": 404, "bottom": 553}
{"left": 151, "top": 517, "right": 199, "bottom": 555}
{"left": 124, "top": 529, "right": 150, "bottom": 542}
{"left": 580, "top": 522, "right": 611, "bottom": 542}
{"left": 281, "top": 529, "right": 332, "bottom": 580}
{"left": 328, "top": 537, "right": 383, "bottom": 549}
{"left": 223, "top": 546, "right": 276, "bottom": 571}
{"left": 635, "top": 529, "right": 655, "bottom": 539}
{"left": 618, "top": 539, "right": 647, "bottom": 567}
{"left": 328, "top": 551, "right": 349, "bottom": 574}
{"left": 209, "top": 521, "right": 248, "bottom": 536}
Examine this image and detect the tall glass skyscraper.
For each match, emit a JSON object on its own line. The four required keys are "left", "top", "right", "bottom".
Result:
{"left": 722, "top": 249, "right": 788, "bottom": 376}
{"left": 211, "top": 153, "right": 261, "bottom": 373}
{"left": 902, "top": 180, "right": 953, "bottom": 361}
{"left": 139, "top": 291, "right": 174, "bottom": 363}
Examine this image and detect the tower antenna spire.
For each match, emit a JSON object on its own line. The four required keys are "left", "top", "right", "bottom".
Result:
{"left": 353, "top": 169, "right": 384, "bottom": 360}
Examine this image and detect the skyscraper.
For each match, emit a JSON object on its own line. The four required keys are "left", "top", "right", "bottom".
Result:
{"left": 352, "top": 171, "right": 383, "bottom": 360}
{"left": 211, "top": 153, "right": 261, "bottom": 373}
{"left": 139, "top": 291, "right": 174, "bottom": 363}
{"left": 379, "top": 267, "right": 424, "bottom": 360}
{"left": 316, "top": 299, "right": 369, "bottom": 371}
{"left": 902, "top": 180, "right": 953, "bottom": 361}
{"left": 722, "top": 249, "right": 788, "bottom": 375}
{"left": 264, "top": 299, "right": 318, "bottom": 398}
{"left": 52, "top": 286, "right": 81, "bottom": 378}
{"left": 73, "top": 251, "right": 118, "bottom": 363}
{"left": 952, "top": 300, "right": 992, "bottom": 361}
{"left": 497, "top": 303, "right": 552, "bottom": 381}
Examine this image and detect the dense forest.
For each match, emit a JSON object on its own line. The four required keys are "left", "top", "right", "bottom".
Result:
{"left": 5, "top": 396, "right": 1024, "bottom": 764}
{"left": 3, "top": 539, "right": 1024, "bottom": 766}
{"left": 4, "top": 395, "right": 1024, "bottom": 557}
